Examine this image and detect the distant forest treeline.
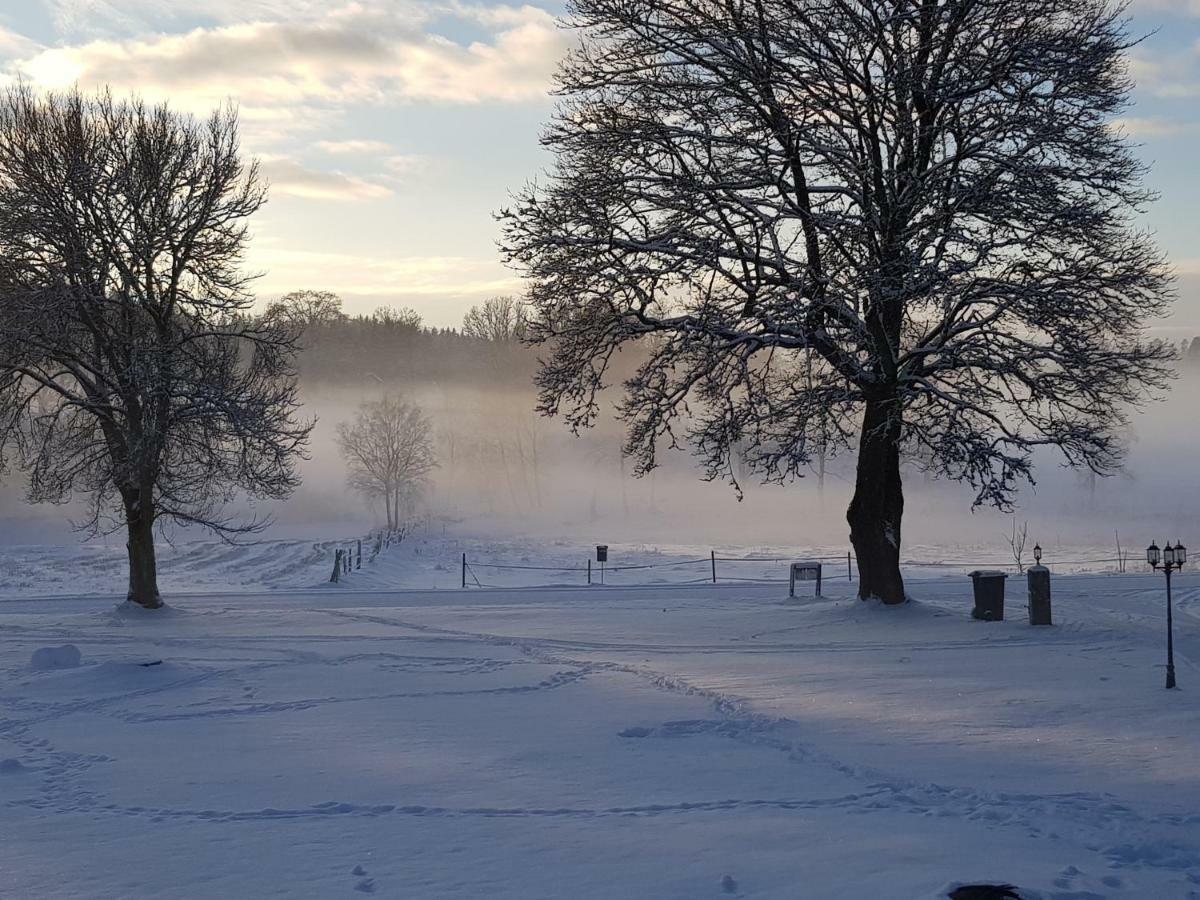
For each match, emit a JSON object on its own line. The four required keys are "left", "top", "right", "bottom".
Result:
{"left": 268, "top": 290, "right": 1200, "bottom": 389}
{"left": 264, "top": 291, "right": 537, "bottom": 387}
{"left": 295, "top": 319, "right": 534, "bottom": 386}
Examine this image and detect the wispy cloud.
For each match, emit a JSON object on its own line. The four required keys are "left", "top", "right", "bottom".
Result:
{"left": 5, "top": 4, "right": 566, "bottom": 134}
{"left": 259, "top": 156, "right": 393, "bottom": 201}
{"left": 249, "top": 246, "right": 520, "bottom": 299}
{"left": 1112, "top": 116, "right": 1198, "bottom": 137}
{"left": 316, "top": 139, "right": 395, "bottom": 155}
{"left": 0, "top": 3, "right": 566, "bottom": 152}
{"left": 0, "top": 26, "right": 40, "bottom": 59}
{"left": 1131, "top": 0, "right": 1200, "bottom": 16}
{"left": 36, "top": 0, "right": 369, "bottom": 38}
{"left": 1128, "top": 44, "right": 1200, "bottom": 98}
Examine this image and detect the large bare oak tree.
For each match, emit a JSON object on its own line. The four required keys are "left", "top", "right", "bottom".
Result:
{"left": 501, "top": 0, "right": 1175, "bottom": 603}
{"left": 0, "top": 88, "right": 311, "bottom": 608}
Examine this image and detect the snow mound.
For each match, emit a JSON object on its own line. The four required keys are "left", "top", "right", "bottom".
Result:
{"left": 111, "top": 600, "right": 179, "bottom": 619}
{"left": 30, "top": 644, "right": 81, "bottom": 671}
{"left": 0, "top": 758, "right": 27, "bottom": 774}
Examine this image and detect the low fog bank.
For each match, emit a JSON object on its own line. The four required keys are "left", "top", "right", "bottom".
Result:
{"left": 6, "top": 364, "right": 1197, "bottom": 557}
{"left": 283, "top": 367, "right": 1200, "bottom": 552}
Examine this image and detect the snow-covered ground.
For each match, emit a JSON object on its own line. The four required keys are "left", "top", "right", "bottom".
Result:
{"left": 0, "top": 528, "right": 1142, "bottom": 599}
{"left": 2, "top": 537, "right": 1198, "bottom": 898}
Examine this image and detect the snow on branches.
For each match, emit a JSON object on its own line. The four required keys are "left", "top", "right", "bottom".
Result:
{"left": 500, "top": 0, "right": 1175, "bottom": 602}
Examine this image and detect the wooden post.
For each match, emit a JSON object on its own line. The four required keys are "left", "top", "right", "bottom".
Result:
{"left": 711, "top": 550, "right": 717, "bottom": 584}
{"left": 847, "top": 551, "right": 852, "bottom": 581}
{"left": 461, "top": 552, "right": 467, "bottom": 589}
{"left": 588, "top": 559, "right": 592, "bottom": 585}
{"left": 357, "top": 540, "right": 362, "bottom": 569}
{"left": 330, "top": 549, "right": 342, "bottom": 583}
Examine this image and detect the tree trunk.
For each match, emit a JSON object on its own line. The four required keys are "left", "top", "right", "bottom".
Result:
{"left": 124, "top": 492, "right": 162, "bottom": 609}
{"left": 846, "top": 395, "right": 906, "bottom": 604}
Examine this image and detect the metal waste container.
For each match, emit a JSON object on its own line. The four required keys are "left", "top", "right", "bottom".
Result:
{"left": 969, "top": 570, "right": 1007, "bottom": 621}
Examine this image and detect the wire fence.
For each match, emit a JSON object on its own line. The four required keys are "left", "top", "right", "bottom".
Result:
{"left": 458, "top": 551, "right": 1183, "bottom": 590}
{"left": 328, "top": 530, "right": 1184, "bottom": 591}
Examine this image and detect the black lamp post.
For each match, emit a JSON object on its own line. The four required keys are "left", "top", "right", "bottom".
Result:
{"left": 1033, "top": 543, "right": 1043, "bottom": 566}
{"left": 1147, "top": 540, "right": 1186, "bottom": 689}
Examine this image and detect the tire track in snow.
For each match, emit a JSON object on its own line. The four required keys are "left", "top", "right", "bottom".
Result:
{"left": 317, "top": 607, "right": 1200, "bottom": 873}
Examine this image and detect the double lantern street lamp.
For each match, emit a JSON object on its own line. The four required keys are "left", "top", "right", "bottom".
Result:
{"left": 1147, "top": 540, "right": 1187, "bottom": 690}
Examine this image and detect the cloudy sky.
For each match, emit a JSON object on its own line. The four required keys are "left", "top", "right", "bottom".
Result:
{"left": 0, "top": 1, "right": 1198, "bottom": 328}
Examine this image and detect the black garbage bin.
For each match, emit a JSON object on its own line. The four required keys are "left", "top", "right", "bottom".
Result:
{"left": 968, "top": 570, "right": 1007, "bottom": 621}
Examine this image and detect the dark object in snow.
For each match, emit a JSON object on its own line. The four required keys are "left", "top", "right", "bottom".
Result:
{"left": 789, "top": 561, "right": 823, "bottom": 598}
{"left": 968, "top": 571, "right": 1008, "bottom": 621}
{"left": 720, "top": 874, "right": 737, "bottom": 894}
{"left": 1027, "top": 566, "right": 1052, "bottom": 625}
{"left": 138, "top": 660, "right": 164, "bottom": 667}
{"left": 0, "top": 758, "right": 26, "bottom": 774}
{"left": 948, "top": 885, "right": 1021, "bottom": 900}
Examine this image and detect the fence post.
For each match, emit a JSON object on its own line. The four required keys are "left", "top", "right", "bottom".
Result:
{"left": 588, "top": 559, "right": 592, "bottom": 585}
{"left": 357, "top": 540, "right": 362, "bottom": 569}
{"left": 330, "top": 549, "right": 342, "bottom": 583}
{"left": 847, "top": 551, "right": 852, "bottom": 581}
{"left": 462, "top": 552, "right": 467, "bottom": 589}
{"left": 711, "top": 550, "right": 717, "bottom": 584}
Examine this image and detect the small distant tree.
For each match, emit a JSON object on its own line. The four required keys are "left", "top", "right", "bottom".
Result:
{"left": 0, "top": 87, "right": 311, "bottom": 608}
{"left": 262, "top": 290, "right": 347, "bottom": 333}
{"left": 337, "top": 396, "right": 436, "bottom": 531}
{"left": 1006, "top": 520, "right": 1029, "bottom": 574}
{"left": 1188, "top": 337, "right": 1200, "bottom": 368}
{"left": 462, "top": 296, "right": 528, "bottom": 343}
{"left": 371, "top": 305, "right": 422, "bottom": 330}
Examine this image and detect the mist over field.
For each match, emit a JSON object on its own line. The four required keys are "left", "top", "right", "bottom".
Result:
{"left": 5, "top": 3, "right": 1200, "bottom": 897}
{"left": 5, "top": 336, "right": 1198, "bottom": 556}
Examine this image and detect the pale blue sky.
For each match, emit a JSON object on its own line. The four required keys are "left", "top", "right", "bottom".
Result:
{"left": 0, "top": 0, "right": 1197, "bottom": 328}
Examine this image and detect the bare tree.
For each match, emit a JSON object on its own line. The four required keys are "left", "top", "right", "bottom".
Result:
{"left": 1007, "top": 520, "right": 1029, "bottom": 574}
{"left": 0, "top": 87, "right": 311, "bottom": 608}
{"left": 261, "top": 289, "right": 347, "bottom": 333}
{"left": 461, "top": 296, "right": 528, "bottom": 342}
{"left": 337, "top": 395, "right": 436, "bottom": 531}
{"left": 501, "top": 0, "right": 1174, "bottom": 604}
{"left": 371, "top": 305, "right": 422, "bottom": 330}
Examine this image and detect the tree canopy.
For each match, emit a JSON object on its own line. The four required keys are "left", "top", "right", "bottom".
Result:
{"left": 0, "top": 87, "right": 311, "bottom": 607}
{"left": 501, "top": 0, "right": 1174, "bottom": 603}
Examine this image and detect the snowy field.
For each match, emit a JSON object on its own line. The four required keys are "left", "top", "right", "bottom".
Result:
{"left": 2, "top": 540, "right": 1199, "bottom": 898}
{"left": 0, "top": 530, "right": 1149, "bottom": 599}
